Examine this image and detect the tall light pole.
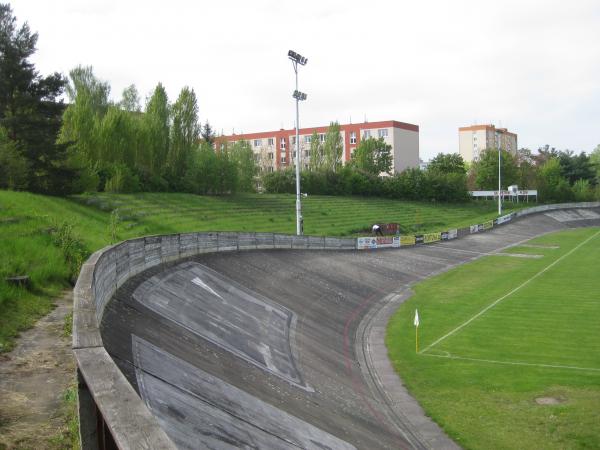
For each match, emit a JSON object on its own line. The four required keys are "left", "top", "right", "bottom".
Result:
{"left": 288, "top": 50, "right": 308, "bottom": 235}
{"left": 498, "top": 147, "right": 502, "bottom": 215}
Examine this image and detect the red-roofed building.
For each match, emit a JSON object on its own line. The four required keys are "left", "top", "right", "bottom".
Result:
{"left": 217, "top": 120, "right": 419, "bottom": 174}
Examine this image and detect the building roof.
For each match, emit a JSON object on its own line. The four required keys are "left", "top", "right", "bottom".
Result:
{"left": 222, "top": 120, "right": 418, "bottom": 141}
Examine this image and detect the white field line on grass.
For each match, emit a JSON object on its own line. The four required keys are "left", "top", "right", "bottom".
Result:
{"left": 420, "top": 228, "right": 600, "bottom": 354}
{"left": 422, "top": 353, "right": 600, "bottom": 373}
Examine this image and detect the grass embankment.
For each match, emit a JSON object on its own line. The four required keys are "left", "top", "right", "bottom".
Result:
{"left": 387, "top": 227, "right": 600, "bottom": 449}
{"left": 0, "top": 189, "right": 524, "bottom": 352}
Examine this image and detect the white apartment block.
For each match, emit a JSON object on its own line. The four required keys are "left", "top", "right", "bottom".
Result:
{"left": 219, "top": 120, "right": 419, "bottom": 174}
{"left": 459, "top": 124, "right": 518, "bottom": 163}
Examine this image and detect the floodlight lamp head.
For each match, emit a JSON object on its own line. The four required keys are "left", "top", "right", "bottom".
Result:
{"left": 293, "top": 90, "right": 307, "bottom": 101}
{"left": 288, "top": 49, "right": 308, "bottom": 65}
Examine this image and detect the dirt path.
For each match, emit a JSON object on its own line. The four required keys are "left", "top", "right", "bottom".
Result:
{"left": 0, "top": 292, "right": 75, "bottom": 449}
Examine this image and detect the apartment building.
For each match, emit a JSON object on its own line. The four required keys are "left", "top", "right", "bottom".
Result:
{"left": 219, "top": 120, "right": 419, "bottom": 174}
{"left": 458, "top": 124, "right": 518, "bottom": 163}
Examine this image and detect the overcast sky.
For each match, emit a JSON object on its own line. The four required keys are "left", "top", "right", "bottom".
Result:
{"left": 9, "top": 0, "right": 600, "bottom": 160}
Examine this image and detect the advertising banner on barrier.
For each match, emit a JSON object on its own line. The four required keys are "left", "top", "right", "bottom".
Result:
{"left": 496, "top": 214, "right": 513, "bottom": 225}
{"left": 415, "top": 235, "right": 425, "bottom": 244}
{"left": 357, "top": 236, "right": 400, "bottom": 249}
{"left": 357, "top": 237, "right": 377, "bottom": 249}
{"left": 470, "top": 224, "right": 479, "bottom": 234}
{"left": 482, "top": 220, "right": 494, "bottom": 230}
{"left": 448, "top": 229, "right": 458, "bottom": 239}
{"left": 424, "top": 232, "right": 441, "bottom": 244}
{"left": 400, "top": 235, "right": 416, "bottom": 246}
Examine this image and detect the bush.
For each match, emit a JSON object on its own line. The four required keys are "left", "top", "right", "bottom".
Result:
{"left": 104, "top": 164, "right": 141, "bottom": 193}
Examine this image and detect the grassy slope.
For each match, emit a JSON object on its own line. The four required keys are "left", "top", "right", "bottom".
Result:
{"left": 387, "top": 227, "right": 600, "bottom": 449}
{"left": 0, "top": 189, "right": 522, "bottom": 352}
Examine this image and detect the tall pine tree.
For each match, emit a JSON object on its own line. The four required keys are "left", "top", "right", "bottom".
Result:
{"left": 0, "top": 3, "right": 76, "bottom": 194}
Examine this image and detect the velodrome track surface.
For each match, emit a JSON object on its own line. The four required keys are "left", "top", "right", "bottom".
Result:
{"left": 100, "top": 208, "right": 600, "bottom": 449}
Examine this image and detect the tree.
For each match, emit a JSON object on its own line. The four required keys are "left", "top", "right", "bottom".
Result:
{"left": 515, "top": 148, "right": 538, "bottom": 189}
{"left": 0, "top": 3, "right": 76, "bottom": 194}
{"left": 427, "top": 153, "right": 466, "bottom": 175}
{"left": 142, "top": 83, "right": 170, "bottom": 180}
{"left": 59, "top": 66, "right": 110, "bottom": 164}
{"left": 0, "top": 126, "right": 28, "bottom": 189}
{"left": 473, "top": 148, "right": 518, "bottom": 190}
{"left": 308, "top": 131, "right": 324, "bottom": 171}
{"left": 167, "top": 86, "right": 199, "bottom": 185}
{"left": 120, "top": 84, "right": 141, "bottom": 112}
{"left": 590, "top": 144, "right": 600, "bottom": 184}
{"left": 537, "top": 157, "right": 573, "bottom": 202}
{"left": 322, "top": 122, "right": 343, "bottom": 172}
{"left": 557, "top": 150, "right": 595, "bottom": 185}
{"left": 351, "top": 137, "right": 393, "bottom": 175}
{"left": 230, "top": 140, "right": 258, "bottom": 192}
{"left": 200, "top": 121, "right": 215, "bottom": 144}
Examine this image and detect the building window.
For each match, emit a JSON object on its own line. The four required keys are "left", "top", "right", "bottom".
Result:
{"left": 363, "top": 130, "right": 371, "bottom": 139}
{"left": 350, "top": 131, "right": 356, "bottom": 144}
{"left": 280, "top": 138, "right": 286, "bottom": 149}
{"left": 291, "top": 136, "right": 296, "bottom": 145}
{"left": 304, "top": 150, "right": 310, "bottom": 157}
{"left": 319, "top": 133, "right": 325, "bottom": 143}
{"left": 268, "top": 166, "right": 274, "bottom": 172}
{"left": 378, "top": 129, "right": 388, "bottom": 138}
{"left": 292, "top": 151, "right": 297, "bottom": 159}
{"left": 268, "top": 152, "right": 274, "bottom": 160}
{"left": 267, "top": 138, "right": 274, "bottom": 146}
{"left": 254, "top": 139, "right": 261, "bottom": 147}
{"left": 220, "top": 143, "right": 225, "bottom": 151}
{"left": 304, "top": 135, "right": 311, "bottom": 143}
{"left": 281, "top": 155, "right": 286, "bottom": 163}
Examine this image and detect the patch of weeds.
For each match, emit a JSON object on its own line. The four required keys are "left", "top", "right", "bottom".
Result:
{"left": 108, "top": 209, "right": 120, "bottom": 244}
{"left": 47, "top": 383, "right": 79, "bottom": 449}
{"left": 50, "top": 220, "right": 90, "bottom": 283}
{"left": 62, "top": 312, "right": 73, "bottom": 337}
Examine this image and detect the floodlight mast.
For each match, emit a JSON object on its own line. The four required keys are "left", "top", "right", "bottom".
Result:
{"left": 288, "top": 50, "right": 307, "bottom": 236}
{"left": 498, "top": 147, "right": 502, "bottom": 215}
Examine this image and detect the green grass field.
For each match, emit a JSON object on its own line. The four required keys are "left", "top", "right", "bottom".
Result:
{"left": 387, "top": 227, "right": 600, "bottom": 449}
{"left": 0, "top": 189, "right": 524, "bottom": 353}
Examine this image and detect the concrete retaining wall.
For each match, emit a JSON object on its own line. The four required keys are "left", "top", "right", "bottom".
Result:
{"left": 72, "top": 202, "right": 599, "bottom": 449}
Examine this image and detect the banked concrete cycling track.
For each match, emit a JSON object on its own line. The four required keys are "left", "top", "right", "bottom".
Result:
{"left": 74, "top": 204, "right": 600, "bottom": 450}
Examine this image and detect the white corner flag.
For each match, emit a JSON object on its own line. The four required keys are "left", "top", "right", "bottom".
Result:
{"left": 414, "top": 309, "right": 420, "bottom": 353}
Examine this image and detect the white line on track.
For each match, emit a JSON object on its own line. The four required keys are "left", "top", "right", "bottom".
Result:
{"left": 422, "top": 353, "right": 600, "bottom": 373}
{"left": 420, "top": 228, "right": 600, "bottom": 354}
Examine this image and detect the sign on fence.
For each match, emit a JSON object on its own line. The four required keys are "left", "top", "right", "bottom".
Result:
{"left": 424, "top": 232, "right": 441, "bottom": 244}
{"left": 400, "top": 235, "right": 416, "bottom": 246}
{"left": 357, "top": 236, "right": 400, "bottom": 249}
{"left": 496, "top": 214, "right": 513, "bottom": 225}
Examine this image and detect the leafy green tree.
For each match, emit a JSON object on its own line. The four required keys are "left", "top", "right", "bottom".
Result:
{"left": 0, "top": 3, "right": 76, "bottom": 193}
{"left": 0, "top": 126, "right": 28, "bottom": 189}
{"left": 350, "top": 137, "right": 393, "bottom": 175}
{"left": 230, "top": 140, "right": 258, "bottom": 192}
{"left": 120, "top": 84, "right": 141, "bottom": 112}
{"left": 473, "top": 148, "right": 518, "bottom": 190}
{"left": 537, "top": 157, "right": 573, "bottom": 202}
{"left": 142, "top": 83, "right": 170, "bottom": 180}
{"left": 167, "top": 87, "right": 199, "bottom": 185}
{"left": 557, "top": 150, "right": 595, "bottom": 185}
{"left": 59, "top": 66, "right": 110, "bottom": 164}
{"left": 590, "top": 144, "right": 600, "bottom": 184}
{"left": 309, "top": 130, "right": 324, "bottom": 171}
{"left": 427, "top": 153, "right": 466, "bottom": 175}
{"left": 514, "top": 148, "right": 538, "bottom": 189}
{"left": 322, "top": 122, "right": 343, "bottom": 172}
